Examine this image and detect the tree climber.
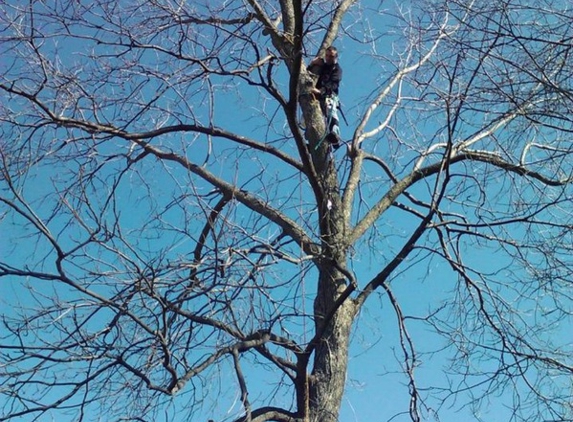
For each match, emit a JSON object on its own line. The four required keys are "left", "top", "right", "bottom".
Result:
{"left": 308, "top": 46, "right": 343, "bottom": 149}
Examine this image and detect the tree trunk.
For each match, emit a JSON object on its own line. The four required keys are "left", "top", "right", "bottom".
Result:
{"left": 309, "top": 271, "right": 356, "bottom": 422}
{"left": 309, "top": 170, "right": 356, "bottom": 421}
{"left": 296, "top": 64, "right": 357, "bottom": 422}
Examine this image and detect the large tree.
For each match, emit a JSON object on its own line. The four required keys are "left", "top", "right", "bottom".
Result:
{"left": 1, "top": 1, "right": 572, "bottom": 421}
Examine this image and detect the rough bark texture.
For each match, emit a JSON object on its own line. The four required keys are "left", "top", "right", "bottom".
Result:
{"left": 310, "top": 270, "right": 356, "bottom": 422}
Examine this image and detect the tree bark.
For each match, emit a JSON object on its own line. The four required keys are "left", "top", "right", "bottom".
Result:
{"left": 310, "top": 268, "right": 356, "bottom": 422}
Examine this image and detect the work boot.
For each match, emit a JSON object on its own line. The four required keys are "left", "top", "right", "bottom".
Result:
{"left": 327, "top": 132, "right": 342, "bottom": 150}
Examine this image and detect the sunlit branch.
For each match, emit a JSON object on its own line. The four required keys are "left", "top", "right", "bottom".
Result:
{"left": 349, "top": 143, "right": 572, "bottom": 249}
{"left": 341, "top": 17, "right": 450, "bottom": 228}
{"left": 520, "top": 141, "right": 573, "bottom": 167}
{"left": 319, "top": 0, "right": 359, "bottom": 53}
{"left": 454, "top": 150, "right": 573, "bottom": 186}
{"left": 246, "top": 0, "right": 294, "bottom": 61}
{"left": 353, "top": 15, "right": 450, "bottom": 147}
{"left": 347, "top": 168, "right": 426, "bottom": 246}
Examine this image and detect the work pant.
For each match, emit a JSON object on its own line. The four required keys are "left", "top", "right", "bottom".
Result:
{"left": 321, "top": 95, "right": 341, "bottom": 138}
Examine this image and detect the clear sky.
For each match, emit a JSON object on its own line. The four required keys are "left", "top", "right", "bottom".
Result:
{"left": 1, "top": 1, "right": 572, "bottom": 422}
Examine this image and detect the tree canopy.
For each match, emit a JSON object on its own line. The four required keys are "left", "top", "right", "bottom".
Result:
{"left": 1, "top": 1, "right": 572, "bottom": 421}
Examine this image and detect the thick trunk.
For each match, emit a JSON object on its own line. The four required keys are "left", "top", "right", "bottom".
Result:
{"left": 309, "top": 283, "right": 356, "bottom": 422}
{"left": 309, "top": 205, "right": 355, "bottom": 421}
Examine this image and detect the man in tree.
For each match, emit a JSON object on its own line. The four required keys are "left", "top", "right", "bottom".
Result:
{"left": 2, "top": 2, "right": 573, "bottom": 422}
{"left": 308, "top": 46, "right": 343, "bottom": 149}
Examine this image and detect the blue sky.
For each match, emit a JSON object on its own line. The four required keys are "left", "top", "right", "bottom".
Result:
{"left": 1, "top": 1, "right": 572, "bottom": 421}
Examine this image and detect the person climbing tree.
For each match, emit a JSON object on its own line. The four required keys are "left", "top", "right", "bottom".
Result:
{"left": 308, "top": 46, "right": 343, "bottom": 149}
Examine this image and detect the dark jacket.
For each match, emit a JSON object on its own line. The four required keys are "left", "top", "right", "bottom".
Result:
{"left": 308, "top": 60, "right": 342, "bottom": 97}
